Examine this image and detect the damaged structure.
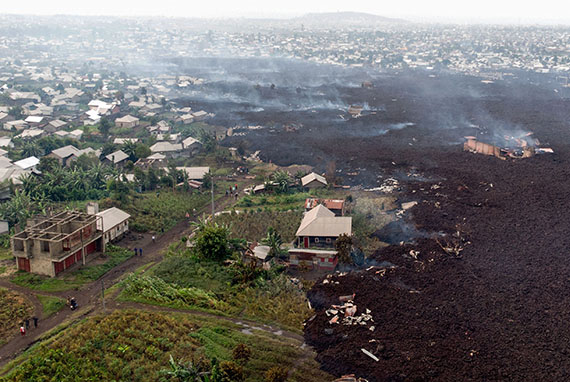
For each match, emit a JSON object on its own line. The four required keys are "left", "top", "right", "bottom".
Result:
{"left": 463, "top": 133, "right": 552, "bottom": 160}
{"left": 11, "top": 211, "right": 104, "bottom": 277}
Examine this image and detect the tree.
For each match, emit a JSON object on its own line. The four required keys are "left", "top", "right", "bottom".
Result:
{"left": 135, "top": 144, "right": 151, "bottom": 160}
{"left": 193, "top": 222, "right": 232, "bottom": 261}
{"left": 20, "top": 141, "right": 43, "bottom": 158}
{"left": 294, "top": 170, "right": 306, "bottom": 184}
{"left": 100, "top": 142, "right": 117, "bottom": 158}
{"left": 271, "top": 171, "right": 292, "bottom": 194}
{"left": 198, "top": 130, "right": 216, "bottom": 153}
{"left": 107, "top": 179, "right": 131, "bottom": 204}
{"left": 0, "top": 190, "right": 36, "bottom": 229}
{"left": 335, "top": 233, "right": 353, "bottom": 265}
{"left": 8, "top": 106, "right": 23, "bottom": 120}
{"left": 261, "top": 227, "right": 284, "bottom": 258}
{"left": 202, "top": 172, "right": 212, "bottom": 190}
{"left": 99, "top": 117, "right": 112, "bottom": 136}
{"left": 122, "top": 141, "right": 138, "bottom": 161}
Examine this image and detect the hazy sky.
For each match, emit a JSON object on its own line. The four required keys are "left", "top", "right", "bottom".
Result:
{"left": 3, "top": 0, "right": 570, "bottom": 24}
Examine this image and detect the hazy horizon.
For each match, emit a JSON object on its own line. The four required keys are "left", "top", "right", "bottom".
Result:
{"left": 1, "top": 0, "right": 569, "bottom": 25}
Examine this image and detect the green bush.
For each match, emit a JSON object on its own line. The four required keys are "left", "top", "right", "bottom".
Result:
{"left": 265, "top": 366, "right": 288, "bottom": 382}
{"left": 232, "top": 343, "right": 251, "bottom": 365}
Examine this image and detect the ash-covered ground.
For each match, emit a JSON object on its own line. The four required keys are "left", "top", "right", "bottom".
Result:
{"left": 172, "top": 57, "right": 570, "bottom": 380}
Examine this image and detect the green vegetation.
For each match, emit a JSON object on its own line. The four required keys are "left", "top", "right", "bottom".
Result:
{"left": 236, "top": 189, "right": 341, "bottom": 212}
{"left": 0, "top": 234, "right": 12, "bottom": 261}
{"left": 214, "top": 210, "right": 302, "bottom": 243}
{"left": 0, "top": 288, "right": 33, "bottom": 344}
{"left": 10, "top": 245, "right": 134, "bottom": 292}
{"left": 36, "top": 295, "right": 66, "bottom": 317}
{"left": 118, "top": 191, "right": 210, "bottom": 233}
{"left": 119, "top": 255, "right": 312, "bottom": 332}
{"left": 1, "top": 310, "right": 332, "bottom": 382}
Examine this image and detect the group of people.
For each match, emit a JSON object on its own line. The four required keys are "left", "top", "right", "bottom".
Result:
{"left": 133, "top": 247, "right": 144, "bottom": 256}
{"left": 226, "top": 184, "right": 239, "bottom": 199}
{"left": 66, "top": 296, "right": 78, "bottom": 310}
{"left": 19, "top": 317, "right": 39, "bottom": 336}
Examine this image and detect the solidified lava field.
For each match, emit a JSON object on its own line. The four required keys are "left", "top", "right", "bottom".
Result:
{"left": 172, "top": 58, "right": 570, "bottom": 380}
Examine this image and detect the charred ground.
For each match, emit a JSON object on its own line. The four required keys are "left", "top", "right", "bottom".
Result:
{"left": 172, "top": 58, "right": 570, "bottom": 380}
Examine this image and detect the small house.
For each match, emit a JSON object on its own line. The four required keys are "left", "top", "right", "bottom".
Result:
{"left": 115, "top": 115, "right": 140, "bottom": 129}
{"left": 182, "top": 136, "right": 202, "bottom": 153}
{"left": 301, "top": 172, "right": 328, "bottom": 188}
{"left": 176, "top": 166, "right": 210, "bottom": 180}
{"left": 150, "top": 142, "right": 183, "bottom": 157}
{"left": 192, "top": 110, "right": 208, "bottom": 121}
{"left": 47, "top": 145, "right": 81, "bottom": 167}
{"left": 95, "top": 207, "right": 130, "bottom": 244}
{"left": 104, "top": 150, "right": 129, "bottom": 167}
{"left": 295, "top": 205, "right": 351, "bottom": 249}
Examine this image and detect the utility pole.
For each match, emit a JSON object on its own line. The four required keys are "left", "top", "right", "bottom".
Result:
{"left": 211, "top": 175, "right": 214, "bottom": 217}
{"left": 101, "top": 280, "right": 105, "bottom": 311}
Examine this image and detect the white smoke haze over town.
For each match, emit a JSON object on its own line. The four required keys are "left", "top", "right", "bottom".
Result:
{"left": 2, "top": 0, "right": 570, "bottom": 24}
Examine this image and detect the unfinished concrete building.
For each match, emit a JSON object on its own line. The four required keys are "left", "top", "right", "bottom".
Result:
{"left": 11, "top": 211, "right": 104, "bottom": 277}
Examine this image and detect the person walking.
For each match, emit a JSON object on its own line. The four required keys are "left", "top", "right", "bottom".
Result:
{"left": 19, "top": 326, "right": 25, "bottom": 336}
{"left": 152, "top": 235, "right": 156, "bottom": 243}
{"left": 139, "top": 248, "right": 143, "bottom": 257}
{"left": 33, "top": 317, "right": 38, "bottom": 328}
{"left": 133, "top": 247, "right": 138, "bottom": 257}
{"left": 24, "top": 318, "right": 29, "bottom": 330}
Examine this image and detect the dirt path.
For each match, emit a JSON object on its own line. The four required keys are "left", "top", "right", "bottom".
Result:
{"left": 0, "top": 182, "right": 249, "bottom": 368}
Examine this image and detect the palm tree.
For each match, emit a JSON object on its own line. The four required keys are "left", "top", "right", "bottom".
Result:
{"left": 261, "top": 227, "right": 284, "bottom": 258}
{"left": 271, "top": 170, "right": 292, "bottom": 194}
{"left": 122, "top": 140, "right": 138, "bottom": 161}
{"left": 20, "top": 141, "right": 43, "bottom": 158}
{"left": 160, "top": 355, "right": 211, "bottom": 381}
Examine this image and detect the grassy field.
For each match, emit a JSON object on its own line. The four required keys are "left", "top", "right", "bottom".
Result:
{"left": 10, "top": 245, "right": 134, "bottom": 292}
{"left": 126, "top": 191, "right": 210, "bottom": 233}
{"left": 36, "top": 295, "right": 66, "bottom": 318}
{"left": 0, "top": 288, "right": 33, "bottom": 345}
{"left": 0, "top": 309, "right": 332, "bottom": 382}
{"left": 119, "top": 254, "right": 312, "bottom": 333}
{"left": 214, "top": 210, "right": 303, "bottom": 243}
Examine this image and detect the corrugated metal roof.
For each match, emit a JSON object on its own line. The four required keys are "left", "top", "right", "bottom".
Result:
{"left": 115, "top": 115, "right": 139, "bottom": 123}
{"left": 105, "top": 150, "right": 129, "bottom": 163}
{"left": 150, "top": 142, "right": 182, "bottom": 152}
{"left": 296, "top": 205, "right": 351, "bottom": 237}
{"left": 301, "top": 172, "right": 327, "bottom": 186}
{"left": 51, "top": 145, "right": 80, "bottom": 159}
{"left": 176, "top": 166, "right": 210, "bottom": 180}
{"left": 96, "top": 207, "right": 130, "bottom": 232}
{"left": 14, "top": 156, "right": 40, "bottom": 170}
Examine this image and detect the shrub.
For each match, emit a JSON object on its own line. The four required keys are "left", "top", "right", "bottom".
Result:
{"left": 219, "top": 361, "right": 244, "bottom": 382}
{"left": 232, "top": 343, "right": 251, "bottom": 365}
{"left": 265, "top": 366, "right": 288, "bottom": 382}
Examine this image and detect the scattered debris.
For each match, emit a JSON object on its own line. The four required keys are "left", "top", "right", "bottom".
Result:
{"left": 361, "top": 348, "right": 379, "bottom": 362}
{"left": 333, "top": 374, "right": 369, "bottom": 382}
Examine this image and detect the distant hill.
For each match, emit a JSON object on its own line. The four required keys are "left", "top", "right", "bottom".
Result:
{"left": 296, "top": 11, "right": 407, "bottom": 25}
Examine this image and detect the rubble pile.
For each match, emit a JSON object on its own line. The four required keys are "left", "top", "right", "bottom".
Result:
{"left": 325, "top": 296, "right": 375, "bottom": 331}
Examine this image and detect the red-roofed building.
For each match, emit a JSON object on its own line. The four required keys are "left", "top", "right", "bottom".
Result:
{"left": 304, "top": 198, "right": 345, "bottom": 216}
